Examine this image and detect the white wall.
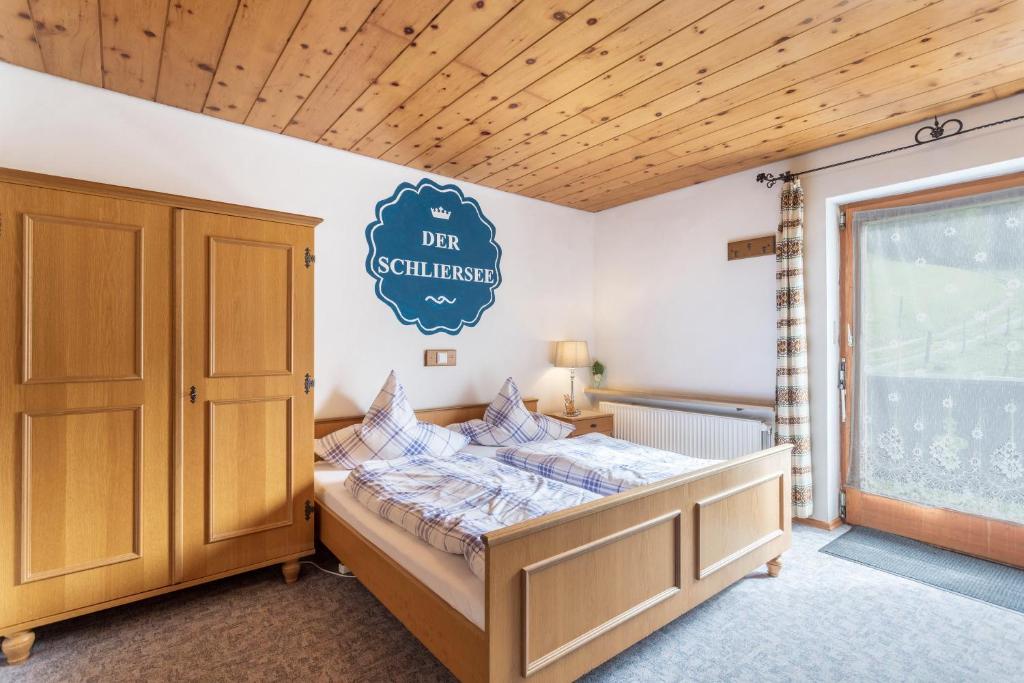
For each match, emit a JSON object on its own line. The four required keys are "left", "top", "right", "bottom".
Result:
{"left": 0, "top": 63, "right": 596, "bottom": 417}
{"left": 592, "top": 171, "right": 779, "bottom": 400}
{"left": 594, "top": 94, "right": 1024, "bottom": 522}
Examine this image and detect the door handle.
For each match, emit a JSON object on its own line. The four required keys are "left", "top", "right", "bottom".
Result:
{"left": 838, "top": 358, "right": 847, "bottom": 424}
{"left": 189, "top": 386, "right": 197, "bottom": 403}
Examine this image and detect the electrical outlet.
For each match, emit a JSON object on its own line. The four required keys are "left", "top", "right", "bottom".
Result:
{"left": 425, "top": 349, "right": 457, "bottom": 367}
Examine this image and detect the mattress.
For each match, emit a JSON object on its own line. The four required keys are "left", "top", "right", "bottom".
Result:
{"left": 313, "top": 462, "right": 485, "bottom": 629}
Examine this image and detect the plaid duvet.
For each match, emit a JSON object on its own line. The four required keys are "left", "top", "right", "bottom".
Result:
{"left": 496, "top": 433, "right": 720, "bottom": 496}
{"left": 344, "top": 451, "right": 598, "bottom": 580}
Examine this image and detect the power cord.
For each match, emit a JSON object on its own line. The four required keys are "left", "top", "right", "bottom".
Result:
{"left": 299, "top": 560, "right": 356, "bottom": 578}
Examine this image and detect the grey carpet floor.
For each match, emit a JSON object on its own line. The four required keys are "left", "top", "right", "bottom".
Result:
{"left": 3, "top": 525, "right": 1023, "bottom": 682}
{"left": 820, "top": 525, "right": 1024, "bottom": 613}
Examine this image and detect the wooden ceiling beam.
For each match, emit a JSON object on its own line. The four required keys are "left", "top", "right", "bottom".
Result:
{"left": 410, "top": 0, "right": 747, "bottom": 176}
{"left": 458, "top": 0, "right": 861, "bottom": 183}
{"left": 577, "top": 65, "right": 1024, "bottom": 210}
{"left": 512, "top": 0, "right": 1015, "bottom": 200}
{"left": 447, "top": 0, "right": 794, "bottom": 182}
{"left": 318, "top": 0, "right": 522, "bottom": 151}
{"left": 378, "top": 0, "right": 664, "bottom": 167}
{"left": 581, "top": 78, "right": 1024, "bottom": 210}
{"left": 99, "top": 0, "right": 168, "bottom": 100}
{"left": 282, "top": 0, "right": 449, "bottom": 142}
{"left": 467, "top": 0, "right": 933, "bottom": 189}
{"left": 155, "top": 0, "right": 238, "bottom": 112}
{"left": 201, "top": 0, "right": 309, "bottom": 123}
{"left": 244, "top": 0, "right": 378, "bottom": 133}
{"left": 537, "top": 4, "right": 1019, "bottom": 203}
{"left": 569, "top": 55, "right": 1024, "bottom": 207}
{"left": 565, "top": 29, "right": 1024, "bottom": 206}
{"left": 29, "top": 0, "right": 101, "bottom": 85}
{"left": 350, "top": 0, "right": 589, "bottom": 158}
{"left": 0, "top": 0, "right": 44, "bottom": 70}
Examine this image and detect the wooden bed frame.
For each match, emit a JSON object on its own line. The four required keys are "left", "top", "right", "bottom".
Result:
{"left": 314, "top": 400, "right": 792, "bottom": 682}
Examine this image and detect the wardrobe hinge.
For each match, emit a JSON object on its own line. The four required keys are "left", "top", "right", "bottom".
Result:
{"left": 304, "top": 247, "right": 316, "bottom": 268}
{"left": 304, "top": 373, "right": 315, "bottom": 394}
{"left": 839, "top": 489, "right": 847, "bottom": 520}
{"left": 304, "top": 500, "right": 315, "bottom": 521}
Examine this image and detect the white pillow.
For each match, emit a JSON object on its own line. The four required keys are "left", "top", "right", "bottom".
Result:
{"left": 316, "top": 371, "right": 468, "bottom": 469}
{"left": 450, "top": 377, "right": 574, "bottom": 446}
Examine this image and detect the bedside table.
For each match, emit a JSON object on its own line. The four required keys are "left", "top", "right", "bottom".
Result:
{"left": 544, "top": 409, "right": 614, "bottom": 438}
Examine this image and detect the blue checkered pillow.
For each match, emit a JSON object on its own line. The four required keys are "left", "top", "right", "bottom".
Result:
{"left": 451, "top": 378, "right": 574, "bottom": 446}
{"left": 315, "top": 371, "right": 468, "bottom": 468}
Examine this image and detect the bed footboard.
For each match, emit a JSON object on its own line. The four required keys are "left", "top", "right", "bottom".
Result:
{"left": 483, "top": 444, "right": 792, "bottom": 682}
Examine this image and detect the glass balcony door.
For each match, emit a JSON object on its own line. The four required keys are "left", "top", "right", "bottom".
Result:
{"left": 840, "top": 173, "right": 1024, "bottom": 566}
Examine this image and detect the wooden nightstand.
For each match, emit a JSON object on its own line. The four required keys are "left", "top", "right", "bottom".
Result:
{"left": 544, "top": 409, "right": 614, "bottom": 438}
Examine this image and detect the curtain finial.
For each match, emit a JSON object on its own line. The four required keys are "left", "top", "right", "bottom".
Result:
{"left": 756, "top": 171, "right": 795, "bottom": 188}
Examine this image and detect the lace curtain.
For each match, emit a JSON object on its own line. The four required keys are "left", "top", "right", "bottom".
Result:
{"left": 849, "top": 184, "right": 1024, "bottom": 524}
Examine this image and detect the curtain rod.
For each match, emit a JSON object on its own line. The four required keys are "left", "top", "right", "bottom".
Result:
{"left": 754, "top": 113, "right": 1024, "bottom": 188}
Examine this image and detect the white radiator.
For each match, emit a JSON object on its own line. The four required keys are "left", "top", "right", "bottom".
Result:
{"left": 599, "top": 401, "right": 770, "bottom": 460}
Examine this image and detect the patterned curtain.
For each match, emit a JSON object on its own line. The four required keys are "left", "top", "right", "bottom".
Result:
{"left": 776, "top": 178, "right": 814, "bottom": 518}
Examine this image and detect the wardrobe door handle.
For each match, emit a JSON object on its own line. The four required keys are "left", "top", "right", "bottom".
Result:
{"left": 189, "top": 386, "right": 197, "bottom": 403}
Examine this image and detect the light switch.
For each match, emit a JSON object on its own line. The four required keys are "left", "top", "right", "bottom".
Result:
{"left": 425, "top": 349, "right": 457, "bottom": 367}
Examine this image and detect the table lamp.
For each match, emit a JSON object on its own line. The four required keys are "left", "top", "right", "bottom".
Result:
{"left": 554, "top": 340, "right": 590, "bottom": 417}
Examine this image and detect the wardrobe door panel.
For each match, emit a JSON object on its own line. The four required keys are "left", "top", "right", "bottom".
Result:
{"left": 22, "top": 406, "right": 142, "bottom": 581}
{"left": 207, "top": 396, "right": 293, "bottom": 542}
{"left": 0, "top": 182, "right": 172, "bottom": 631}
{"left": 23, "top": 214, "right": 142, "bottom": 383}
{"left": 209, "top": 237, "right": 292, "bottom": 377}
{"left": 178, "top": 210, "right": 313, "bottom": 582}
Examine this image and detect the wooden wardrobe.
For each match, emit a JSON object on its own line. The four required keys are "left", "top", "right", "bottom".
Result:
{"left": 0, "top": 169, "right": 319, "bottom": 665}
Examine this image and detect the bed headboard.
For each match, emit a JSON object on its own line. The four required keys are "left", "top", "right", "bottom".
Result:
{"left": 314, "top": 398, "right": 539, "bottom": 438}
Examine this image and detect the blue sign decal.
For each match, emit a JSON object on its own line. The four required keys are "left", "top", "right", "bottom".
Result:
{"left": 366, "top": 178, "right": 502, "bottom": 335}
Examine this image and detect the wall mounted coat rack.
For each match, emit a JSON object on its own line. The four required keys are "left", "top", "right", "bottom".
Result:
{"left": 728, "top": 235, "right": 776, "bottom": 261}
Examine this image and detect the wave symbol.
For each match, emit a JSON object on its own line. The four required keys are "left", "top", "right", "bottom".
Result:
{"left": 425, "top": 295, "right": 457, "bottom": 305}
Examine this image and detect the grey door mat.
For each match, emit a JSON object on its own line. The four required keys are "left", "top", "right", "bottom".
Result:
{"left": 820, "top": 525, "right": 1024, "bottom": 614}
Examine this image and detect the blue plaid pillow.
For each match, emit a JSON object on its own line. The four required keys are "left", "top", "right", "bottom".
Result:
{"left": 316, "top": 371, "right": 468, "bottom": 469}
{"left": 451, "top": 378, "right": 574, "bottom": 446}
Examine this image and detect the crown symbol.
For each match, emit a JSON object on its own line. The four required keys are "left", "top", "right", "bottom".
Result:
{"left": 430, "top": 206, "right": 451, "bottom": 220}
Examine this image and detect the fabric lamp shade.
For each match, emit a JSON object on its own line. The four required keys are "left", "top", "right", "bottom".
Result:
{"left": 554, "top": 341, "right": 591, "bottom": 368}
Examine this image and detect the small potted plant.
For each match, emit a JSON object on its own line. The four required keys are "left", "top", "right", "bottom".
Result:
{"left": 591, "top": 359, "right": 605, "bottom": 388}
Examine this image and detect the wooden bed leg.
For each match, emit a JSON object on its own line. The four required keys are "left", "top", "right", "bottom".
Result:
{"left": 2, "top": 631, "right": 35, "bottom": 665}
{"left": 766, "top": 556, "right": 783, "bottom": 577}
{"left": 281, "top": 559, "right": 301, "bottom": 584}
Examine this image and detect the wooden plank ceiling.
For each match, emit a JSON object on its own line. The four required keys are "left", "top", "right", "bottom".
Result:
{"left": 2, "top": 0, "right": 1023, "bottom": 211}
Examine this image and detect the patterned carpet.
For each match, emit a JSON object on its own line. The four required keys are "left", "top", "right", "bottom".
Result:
{"left": 3, "top": 525, "right": 1023, "bottom": 682}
